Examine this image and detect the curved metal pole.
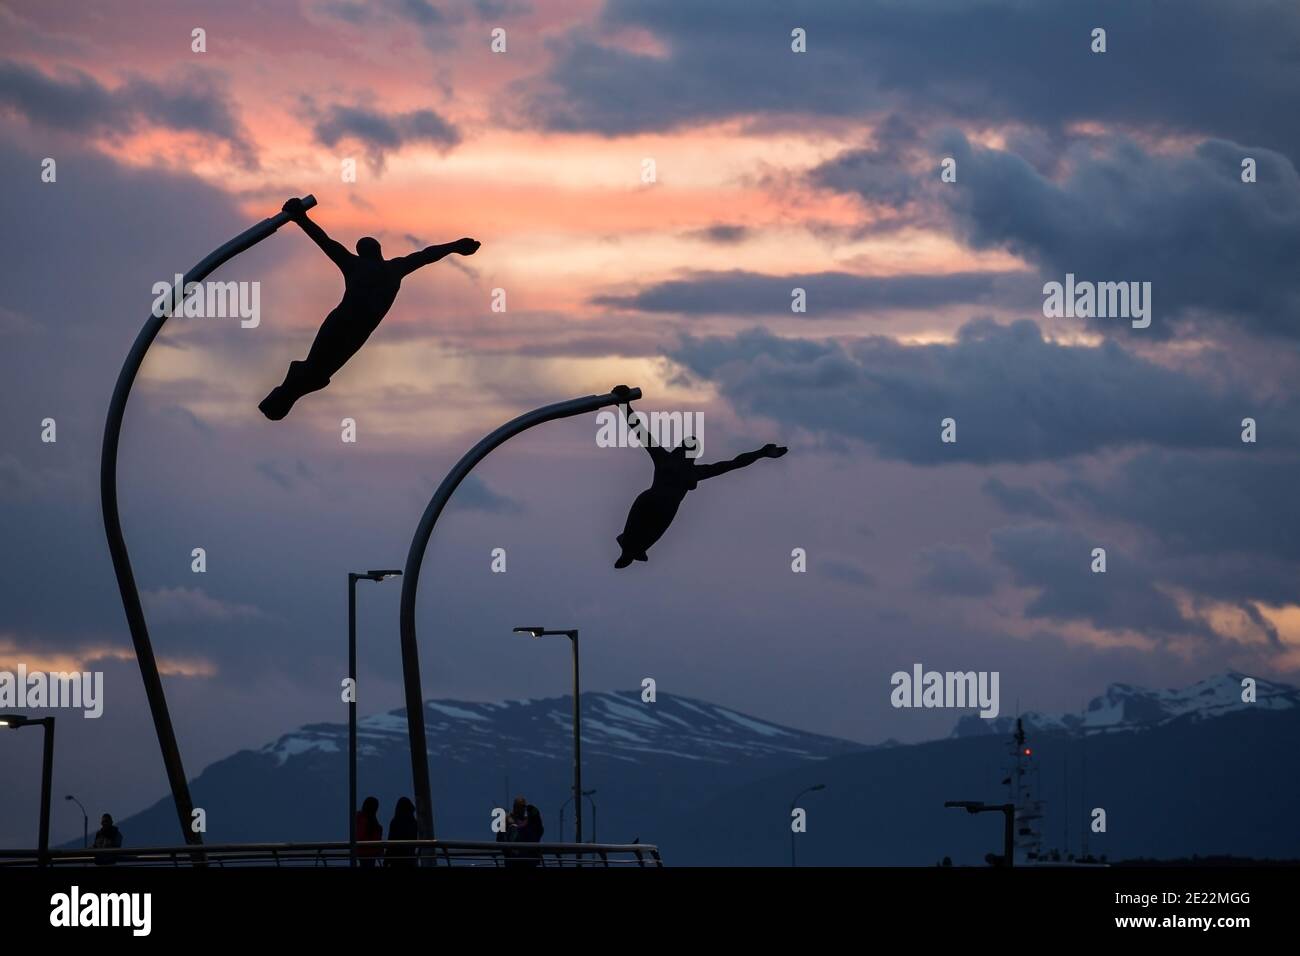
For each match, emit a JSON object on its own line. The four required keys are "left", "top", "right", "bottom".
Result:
{"left": 399, "top": 385, "right": 641, "bottom": 840}
{"left": 100, "top": 195, "right": 317, "bottom": 846}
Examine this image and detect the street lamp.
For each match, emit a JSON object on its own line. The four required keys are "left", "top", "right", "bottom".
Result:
{"left": 101, "top": 195, "right": 318, "bottom": 847}
{"left": 2, "top": 714, "right": 55, "bottom": 865}
{"left": 944, "top": 800, "right": 1016, "bottom": 867}
{"left": 514, "top": 627, "right": 583, "bottom": 843}
{"left": 790, "top": 783, "right": 826, "bottom": 868}
{"left": 399, "top": 385, "right": 641, "bottom": 841}
{"left": 348, "top": 569, "right": 401, "bottom": 867}
{"left": 65, "top": 794, "right": 88, "bottom": 849}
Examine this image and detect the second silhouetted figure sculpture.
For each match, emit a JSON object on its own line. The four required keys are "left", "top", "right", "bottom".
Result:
{"left": 613, "top": 390, "right": 787, "bottom": 569}
{"left": 259, "top": 197, "right": 480, "bottom": 420}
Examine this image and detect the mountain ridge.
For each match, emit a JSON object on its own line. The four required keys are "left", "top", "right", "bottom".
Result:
{"left": 950, "top": 671, "right": 1298, "bottom": 739}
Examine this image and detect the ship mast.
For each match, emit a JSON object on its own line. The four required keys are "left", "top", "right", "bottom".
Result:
{"left": 1007, "top": 718, "right": 1044, "bottom": 864}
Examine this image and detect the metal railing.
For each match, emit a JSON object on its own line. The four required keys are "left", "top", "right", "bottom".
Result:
{"left": 0, "top": 839, "right": 662, "bottom": 868}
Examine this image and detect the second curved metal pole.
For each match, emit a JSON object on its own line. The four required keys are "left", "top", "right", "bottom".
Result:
{"left": 399, "top": 386, "right": 641, "bottom": 841}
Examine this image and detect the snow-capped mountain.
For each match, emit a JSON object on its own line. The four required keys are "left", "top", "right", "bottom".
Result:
{"left": 950, "top": 672, "right": 1299, "bottom": 738}
{"left": 261, "top": 690, "right": 864, "bottom": 768}
{"left": 110, "top": 690, "right": 866, "bottom": 849}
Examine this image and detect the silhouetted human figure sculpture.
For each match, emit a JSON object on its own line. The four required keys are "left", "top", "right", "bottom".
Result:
{"left": 385, "top": 797, "right": 418, "bottom": 868}
{"left": 355, "top": 795, "right": 383, "bottom": 867}
{"left": 258, "top": 197, "right": 480, "bottom": 420}
{"left": 92, "top": 812, "right": 122, "bottom": 866}
{"left": 612, "top": 390, "right": 787, "bottom": 568}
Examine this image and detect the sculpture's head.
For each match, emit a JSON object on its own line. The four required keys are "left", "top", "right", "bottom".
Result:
{"left": 356, "top": 236, "right": 382, "bottom": 259}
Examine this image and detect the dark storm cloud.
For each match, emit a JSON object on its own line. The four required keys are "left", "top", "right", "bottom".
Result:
{"left": 917, "top": 544, "right": 997, "bottom": 597}
{"left": 311, "top": 103, "right": 460, "bottom": 170}
{"left": 520, "top": 0, "right": 1300, "bottom": 160}
{"left": 1160, "top": 552, "right": 1299, "bottom": 621}
{"left": 0, "top": 59, "right": 257, "bottom": 167}
{"left": 931, "top": 133, "right": 1300, "bottom": 340}
{"left": 990, "top": 524, "right": 1195, "bottom": 636}
{"left": 981, "top": 477, "right": 1058, "bottom": 519}
{"left": 810, "top": 114, "right": 925, "bottom": 210}
{"left": 595, "top": 270, "right": 1029, "bottom": 316}
{"left": 671, "top": 319, "right": 1286, "bottom": 464}
{"left": 1064, "top": 450, "right": 1300, "bottom": 567}
{"left": 1002, "top": 449, "right": 1300, "bottom": 632}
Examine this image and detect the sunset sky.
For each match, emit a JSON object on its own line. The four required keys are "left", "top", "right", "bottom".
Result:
{"left": 2, "top": 0, "right": 1299, "bottom": 846}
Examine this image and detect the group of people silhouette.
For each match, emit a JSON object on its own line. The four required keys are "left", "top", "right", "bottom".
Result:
{"left": 265, "top": 197, "right": 790, "bottom": 568}
{"left": 354, "top": 795, "right": 419, "bottom": 867}
{"left": 353, "top": 794, "right": 542, "bottom": 867}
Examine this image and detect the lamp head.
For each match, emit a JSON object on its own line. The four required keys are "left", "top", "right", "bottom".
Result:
{"left": 0, "top": 714, "right": 30, "bottom": 728}
{"left": 366, "top": 569, "right": 403, "bottom": 581}
{"left": 513, "top": 627, "right": 545, "bottom": 638}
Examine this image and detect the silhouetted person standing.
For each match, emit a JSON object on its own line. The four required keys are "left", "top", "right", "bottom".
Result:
{"left": 385, "top": 797, "right": 418, "bottom": 868}
{"left": 92, "top": 813, "right": 122, "bottom": 866}
{"left": 497, "top": 795, "right": 544, "bottom": 868}
{"left": 612, "top": 392, "right": 787, "bottom": 568}
{"left": 355, "top": 795, "right": 383, "bottom": 867}
{"left": 258, "top": 197, "right": 480, "bottom": 420}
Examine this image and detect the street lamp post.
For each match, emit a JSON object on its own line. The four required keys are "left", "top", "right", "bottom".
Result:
{"left": 790, "top": 783, "right": 826, "bottom": 868}
{"left": 65, "top": 794, "right": 88, "bottom": 849}
{"left": 348, "top": 569, "right": 401, "bottom": 867}
{"left": 101, "top": 195, "right": 317, "bottom": 847}
{"left": 2, "top": 715, "right": 55, "bottom": 865}
{"left": 398, "top": 384, "right": 640, "bottom": 841}
{"left": 514, "top": 627, "right": 582, "bottom": 843}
